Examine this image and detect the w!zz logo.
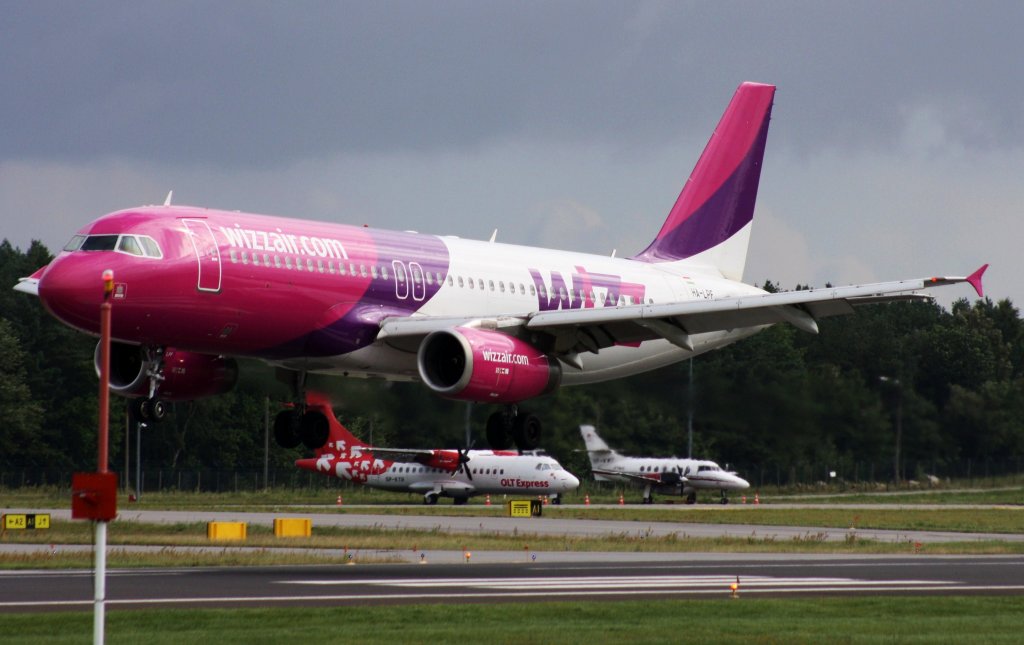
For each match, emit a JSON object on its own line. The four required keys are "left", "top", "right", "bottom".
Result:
{"left": 528, "top": 266, "right": 646, "bottom": 311}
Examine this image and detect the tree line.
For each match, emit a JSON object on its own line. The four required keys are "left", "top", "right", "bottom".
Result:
{"left": 2, "top": 239, "right": 1022, "bottom": 485}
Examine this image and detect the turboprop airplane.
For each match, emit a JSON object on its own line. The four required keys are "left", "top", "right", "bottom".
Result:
{"left": 580, "top": 425, "right": 749, "bottom": 504}
{"left": 295, "top": 398, "right": 579, "bottom": 504}
{"left": 15, "top": 82, "right": 986, "bottom": 452}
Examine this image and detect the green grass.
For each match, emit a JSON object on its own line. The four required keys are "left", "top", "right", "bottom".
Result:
{"left": 4, "top": 479, "right": 1024, "bottom": 509}
{"left": 4, "top": 485, "right": 1023, "bottom": 569}
{"left": 1, "top": 597, "right": 1023, "bottom": 644}
{"left": 2, "top": 517, "right": 1024, "bottom": 570}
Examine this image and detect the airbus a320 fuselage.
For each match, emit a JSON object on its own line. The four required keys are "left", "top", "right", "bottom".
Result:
{"left": 16, "top": 82, "right": 985, "bottom": 451}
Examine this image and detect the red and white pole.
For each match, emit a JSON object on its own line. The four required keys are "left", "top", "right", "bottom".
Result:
{"left": 98, "top": 270, "right": 113, "bottom": 473}
{"left": 94, "top": 269, "right": 114, "bottom": 645}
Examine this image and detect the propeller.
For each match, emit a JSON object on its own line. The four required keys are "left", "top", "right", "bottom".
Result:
{"left": 457, "top": 443, "right": 475, "bottom": 480}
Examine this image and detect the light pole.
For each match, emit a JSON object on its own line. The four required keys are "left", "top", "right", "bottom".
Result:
{"left": 687, "top": 358, "right": 694, "bottom": 458}
{"left": 879, "top": 376, "right": 903, "bottom": 485}
{"left": 136, "top": 421, "right": 146, "bottom": 498}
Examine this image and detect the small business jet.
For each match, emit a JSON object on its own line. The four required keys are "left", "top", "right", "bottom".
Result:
{"left": 296, "top": 398, "right": 579, "bottom": 505}
{"left": 16, "top": 82, "right": 985, "bottom": 452}
{"left": 580, "top": 425, "right": 749, "bottom": 504}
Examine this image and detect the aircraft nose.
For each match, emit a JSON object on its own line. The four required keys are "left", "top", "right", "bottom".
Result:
{"left": 732, "top": 474, "right": 750, "bottom": 490}
{"left": 37, "top": 254, "right": 107, "bottom": 333}
{"left": 561, "top": 471, "right": 581, "bottom": 491}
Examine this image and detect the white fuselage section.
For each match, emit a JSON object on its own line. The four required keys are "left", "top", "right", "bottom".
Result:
{"left": 592, "top": 453, "right": 750, "bottom": 494}
{"left": 272, "top": 235, "right": 768, "bottom": 383}
{"left": 318, "top": 450, "right": 580, "bottom": 499}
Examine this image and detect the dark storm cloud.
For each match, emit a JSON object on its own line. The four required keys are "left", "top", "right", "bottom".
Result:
{"left": 3, "top": 1, "right": 1023, "bottom": 166}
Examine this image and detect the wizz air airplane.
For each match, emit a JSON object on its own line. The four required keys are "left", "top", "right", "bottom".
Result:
{"left": 580, "top": 425, "right": 749, "bottom": 504}
{"left": 296, "top": 397, "right": 579, "bottom": 504}
{"left": 15, "top": 82, "right": 986, "bottom": 452}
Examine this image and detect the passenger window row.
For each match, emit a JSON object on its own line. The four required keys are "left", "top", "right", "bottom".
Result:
{"left": 226, "top": 251, "right": 654, "bottom": 305}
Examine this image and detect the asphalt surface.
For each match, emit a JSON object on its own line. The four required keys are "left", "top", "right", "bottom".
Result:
{"left": 2, "top": 505, "right": 1022, "bottom": 612}
{"left": 3, "top": 554, "right": 1024, "bottom": 612}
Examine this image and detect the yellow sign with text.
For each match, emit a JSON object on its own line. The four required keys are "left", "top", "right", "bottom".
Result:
{"left": 3, "top": 513, "right": 51, "bottom": 530}
{"left": 506, "top": 500, "right": 542, "bottom": 518}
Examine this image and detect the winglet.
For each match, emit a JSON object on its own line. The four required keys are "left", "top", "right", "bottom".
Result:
{"left": 966, "top": 264, "right": 988, "bottom": 298}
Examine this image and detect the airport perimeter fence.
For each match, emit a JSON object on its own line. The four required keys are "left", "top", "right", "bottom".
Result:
{"left": 2, "top": 457, "right": 1024, "bottom": 494}
{"left": 736, "top": 456, "right": 1024, "bottom": 491}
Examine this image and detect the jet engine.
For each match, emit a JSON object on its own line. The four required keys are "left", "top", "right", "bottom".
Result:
{"left": 417, "top": 327, "right": 561, "bottom": 404}
{"left": 100, "top": 342, "right": 239, "bottom": 402}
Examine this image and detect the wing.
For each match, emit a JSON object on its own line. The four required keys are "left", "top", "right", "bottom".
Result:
{"left": 592, "top": 469, "right": 686, "bottom": 485}
{"left": 378, "top": 267, "right": 987, "bottom": 358}
{"left": 361, "top": 447, "right": 437, "bottom": 463}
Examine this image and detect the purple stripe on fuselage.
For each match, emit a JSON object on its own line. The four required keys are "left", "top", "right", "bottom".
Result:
{"left": 299, "top": 228, "right": 451, "bottom": 357}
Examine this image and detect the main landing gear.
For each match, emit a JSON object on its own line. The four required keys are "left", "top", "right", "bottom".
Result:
{"left": 485, "top": 406, "right": 542, "bottom": 451}
{"left": 273, "top": 406, "right": 329, "bottom": 450}
{"left": 642, "top": 486, "right": 655, "bottom": 505}
{"left": 272, "top": 370, "right": 330, "bottom": 450}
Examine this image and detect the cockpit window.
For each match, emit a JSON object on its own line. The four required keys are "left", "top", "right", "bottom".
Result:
{"left": 117, "top": 235, "right": 143, "bottom": 256}
{"left": 139, "top": 236, "right": 162, "bottom": 258}
{"left": 80, "top": 235, "right": 119, "bottom": 251}
{"left": 73, "top": 234, "right": 163, "bottom": 259}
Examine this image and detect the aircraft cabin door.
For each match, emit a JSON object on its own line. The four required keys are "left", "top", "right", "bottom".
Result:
{"left": 181, "top": 219, "right": 222, "bottom": 293}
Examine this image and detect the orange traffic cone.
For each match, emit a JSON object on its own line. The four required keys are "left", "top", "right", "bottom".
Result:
{"left": 741, "top": 495, "right": 747, "bottom": 504}
{"left": 754, "top": 493, "right": 760, "bottom": 505}
{"left": 336, "top": 495, "right": 342, "bottom": 506}
{"left": 485, "top": 494, "right": 491, "bottom": 506}
{"left": 584, "top": 495, "right": 590, "bottom": 506}
{"left": 618, "top": 494, "right": 624, "bottom": 505}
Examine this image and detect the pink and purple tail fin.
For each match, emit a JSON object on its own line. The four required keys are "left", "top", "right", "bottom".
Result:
{"left": 632, "top": 82, "right": 776, "bottom": 280}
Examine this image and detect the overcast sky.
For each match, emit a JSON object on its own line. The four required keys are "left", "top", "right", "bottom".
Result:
{"left": 3, "top": 1, "right": 1020, "bottom": 307}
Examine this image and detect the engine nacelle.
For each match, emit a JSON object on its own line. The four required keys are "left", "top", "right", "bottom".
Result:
{"left": 660, "top": 471, "right": 683, "bottom": 486}
{"left": 98, "top": 342, "right": 238, "bottom": 401}
{"left": 417, "top": 327, "right": 561, "bottom": 403}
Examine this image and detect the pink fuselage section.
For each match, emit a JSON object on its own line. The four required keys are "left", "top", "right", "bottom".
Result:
{"left": 38, "top": 206, "right": 449, "bottom": 364}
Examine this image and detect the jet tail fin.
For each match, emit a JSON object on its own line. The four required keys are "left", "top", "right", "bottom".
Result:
{"left": 632, "top": 82, "right": 776, "bottom": 281}
{"left": 579, "top": 425, "right": 615, "bottom": 455}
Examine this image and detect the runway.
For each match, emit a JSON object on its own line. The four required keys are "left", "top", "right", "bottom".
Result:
{"left": 2, "top": 506, "right": 1022, "bottom": 612}
{"left": 3, "top": 554, "right": 1024, "bottom": 612}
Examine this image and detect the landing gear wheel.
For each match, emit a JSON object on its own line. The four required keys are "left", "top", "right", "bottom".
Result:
{"left": 486, "top": 412, "right": 513, "bottom": 450}
{"left": 424, "top": 493, "right": 439, "bottom": 506}
{"left": 134, "top": 397, "right": 166, "bottom": 423}
{"left": 550, "top": 494, "right": 562, "bottom": 506}
{"left": 299, "top": 410, "right": 329, "bottom": 449}
{"left": 685, "top": 492, "right": 697, "bottom": 505}
{"left": 273, "top": 410, "right": 302, "bottom": 449}
{"left": 642, "top": 496, "right": 654, "bottom": 505}
{"left": 512, "top": 414, "right": 542, "bottom": 451}
{"left": 720, "top": 494, "right": 729, "bottom": 505}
